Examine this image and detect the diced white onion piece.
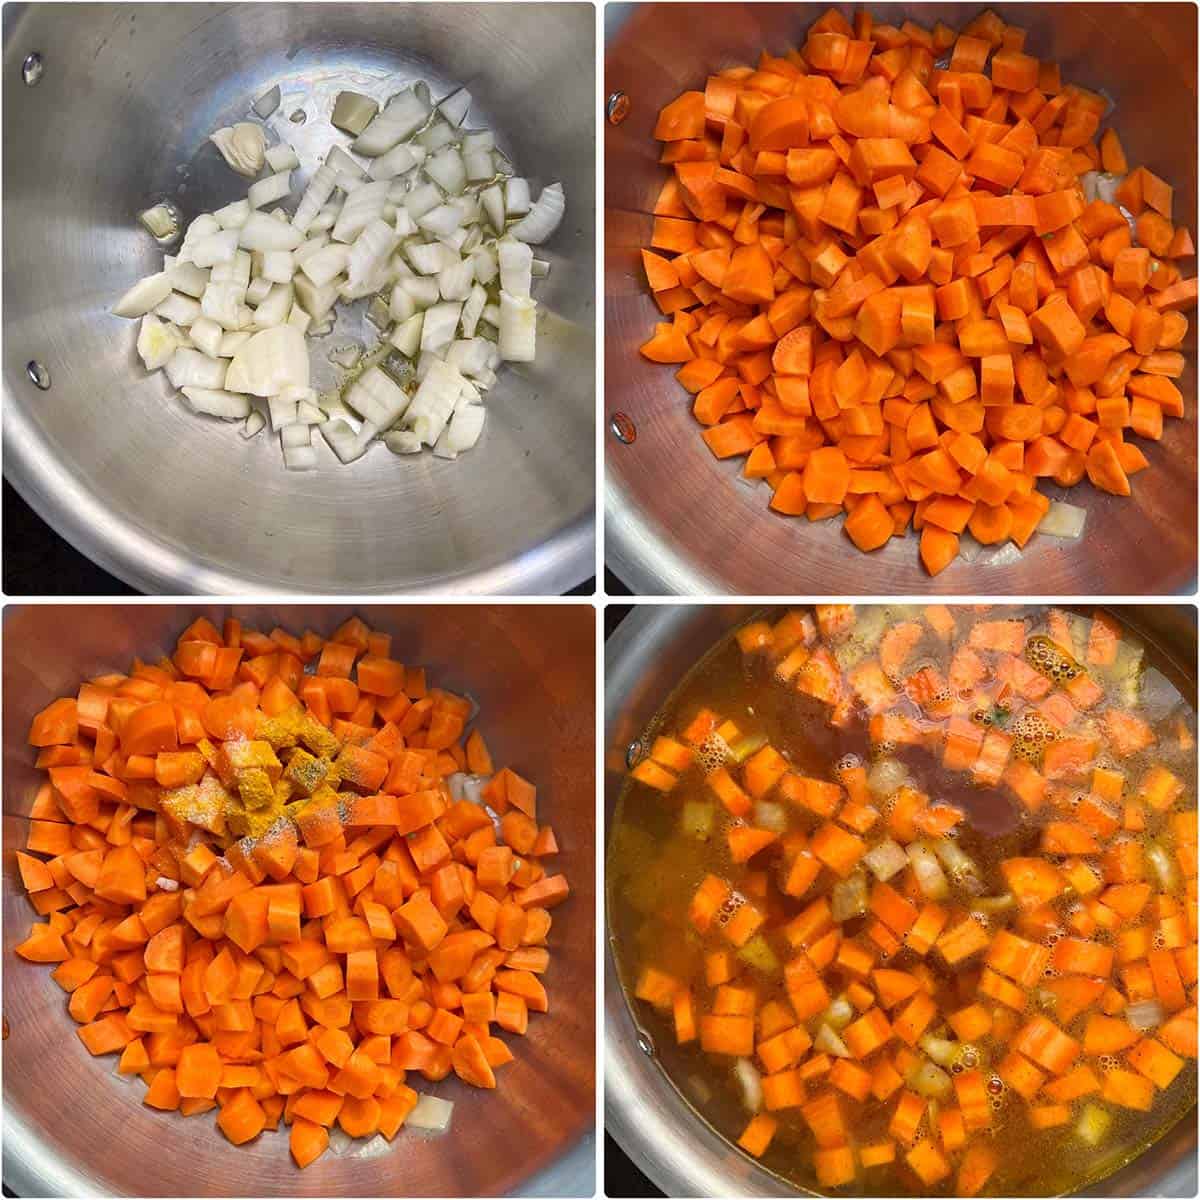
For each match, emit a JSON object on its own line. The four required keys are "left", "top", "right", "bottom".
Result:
{"left": 462, "top": 130, "right": 494, "bottom": 154}
{"left": 331, "top": 90, "right": 379, "bottom": 136}
{"left": 933, "top": 837, "right": 980, "bottom": 884}
{"left": 385, "top": 429, "right": 423, "bottom": 454}
{"left": 868, "top": 757, "right": 910, "bottom": 799}
{"left": 919, "top": 1034, "right": 958, "bottom": 1067}
{"left": 281, "top": 423, "right": 311, "bottom": 449}
{"left": 863, "top": 838, "right": 908, "bottom": 881}
{"left": 480, "top": 184, "right": 506, "bottom": 233}
{"left": 242, "top": 409, "right": 266, "bottom": 437}
{"left": 139, "top": 203, "right": 177, "bottom": 239}
{"left": 733, "top": 1059, "right": 763, "bottom": 1114}
{"left": 1076, "top": 1103, "right": 1111, "bottom": 1146}
{"left": 319, "top": 418, "right": 372, "bottom": 463}
{"left": 245, "top": 276, "right": 273, "bottom": 306}
{"left": 166, "top": 348, "right": 227, "bottom": 390}
{"left": 332, "top": 179, "right": 390, "bottom": 242}
{"left": 214, "top": 199, "right": 251, "bottom": 230}
{"left": 911, "top": 1060, "right": 953, "bottom": 1099}
{"left": 248, "top": 170, "right": 291, "bottom": 210}
{"left": 334, "top": 169, "right": 365, "bottom": 194}
{"left": 166, "top": 261, "right": 209, "bottom": 298}
{"left": 211, "top": 249, "right": 251, "bottom": 288}
{"left": 136, "top": 314, "right": 184, "bottom": 369}
{"left": 437, "top": 87, "right": 471, "bottom": 127}
{"left": 830, "top": 870, "right": 869, "bottom": 921}
{"left": 210, "top": 123, "right": 266, "bottom": 177}
{"left": 823, "top": 995, "right": 855, "bottom": 1030}
{"left": 403, "top": 276, "right": 442, "bottom": 309}
{"left": 461, "top": 284, "right": 487, "bottom": 338}
{"left": 498, "top": 291, "right": 536, "bottom": 361}
{"left": 498, "top": 239, "right": 533, "bottom": 299}
{"left": 418, "top": 204, "right": 464, "bottom": 238}
{"left": 1126, "top": 999, "right": 1164, "bottom": 1030}
{"left": 155, "top": 292, "right": 202, "bottom": 327}
{"left": 408, "top": 1095, "right": 453, "bottom": 1132}
{"left": 293, "top": 234, "right": 330, "bottom": 269}
{"left": 265, "top": 143, "right": 300, "bottom": 173}
{"left": 178, "top": 213, "right": 221, "bottom": 263}
{"left": 189, "top": 316, "right": 224, "bottom": 358}
{"left": 406, "top": 359, "right": 463, "bottom": 445}
{"left": 464, "top": 149, "right": 494, "bottom": 182}
{"left": 404, "top": 182, "right": 443, "bottom": 223}
{"left": 254, "top": 282, "right": 292, "bottom": 328}
{"left": 326, "top": 145, "right": 367, "bottom": 179}
{"left": 532, "top": 258, "right": 550, "bottom": 278}
{"left": 225, "top": 324, "right": 309, "bottom": 396}
{"left": 353, "top": 90, "right": 430, "bottom": 156}
{"left": 300, "top": 243, "right": 351, "bottom": 287}
{"left": 267, "top": 395, "right": 298, "bottom": 430}
{"left": 293, "top": 275, "right": 342, "bottom": 322}
{"left": 439, "top": 258, "right": 474, "bottom": 302}
{"left": 505, "top": 177, "right": 531, "bottom": 215}
{"left": 292, "top": 163, "right": 338, "bottom": 234}
{"left": 287, "top": 305, "right": 312, "bottom": 335}
{"left": 814, "top": 1024, "right": 851, "bottom": 1058}
{"left": 508, "top": 182, "right": 565, "bottom": 244}
{"left": 431, "top": 428, "right": 458, "bottom": 460}
{"left": 472, "top": 245, "right": 498, "bottom": 286}
{"left": 1039, "top": 500, "right": 1087, "bottom": 539}
{"left": 113, "top": 271, "right": 174, "bottom": 318}
{"left": 407, "top": 241, "right": 451, "bottom": 276}
{"left": 481, "top": 301, "right": 501, "bottom": 328}
{"left": 908, "top": 841, "right": 950, "bottom": 900}
{"left": 445, "top": 403, "right": 485, "bottom": 452}
{"left": 261, "top": 250, "right": 295, "bottom": 284}
{"left": 1147, "top": 843, "right": 1178, "bottom": 892}
{"left": 425, "top": 147, "right": 467, "bottom": 194}
{"left": 347, "top": 365, "right": 411, "bottom": 427}
{"left": 219, "top": 330, "right": 252, "bottom": 356}
{"left": 181, "top": 386, "right": 250, "bottom": 419}
{"left": 239, "top": 212, "right": 304, "bottom": 252}
{"left": 420, "top": 302, "right": 463, "bottom": 354}
{"left": 753, "top": 799, "right": 787, "bottom": 833}
{"left": 394, "top": 209, "right": 417, "bottom": 239}
{"left": 369, "top": 143, "right": 426, "bottom": 181}
{"left": 417, "top": 119, "right": 456, "bottom": 152}
{"left": 390, "top": 313, "right": 424, "bottom": 358}
{"left": 346, "top": 218, "right": 399, "bottom": 291}
{"left": 390, "top": 284, "right": 416, "bottom": 323}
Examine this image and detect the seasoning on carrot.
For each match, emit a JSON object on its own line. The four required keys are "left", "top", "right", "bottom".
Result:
{"left": 13, "top": 616, "right": 569, "bottom": 1168}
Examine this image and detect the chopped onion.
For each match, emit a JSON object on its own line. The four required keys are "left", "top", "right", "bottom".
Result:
{"left": 445, "top": 404, "right": 485, "bottom": 452}
{"left": 680, "top": 800, "right": 714, "bottom": 840}
{"left": 139, "top": 203, "right": 178, "bottom": 239}
{"left": 136, "top": 315, "right": 184, "bottom": 369}
{"left": 253, "top": 85, "right": 281, "bottom": 119}
{"left": 166, "top": 348, "right": 227, "bottom": 390}
{"left": 1039, "top": 500, "right": 1087, "bottom": 539}
{"left": 408, "top": 1094, "right": 453, "bottom": 1132}
{"left": 498, "top": 291, "right": 536, "bottom": 361}
{"left": 733, "top": 1059, "right": 763, "bottom": 1113}
{"left": 210, "top": 123, "right": 266, "bottom": 176}
{"left": 247, "top": 170, "right": 291, "bottom": 210}
{"left": 1126, "top": 999, "right": 1164, "bottom": 1030}
{"left": 113, "top": 272, "right": 174, "bottom": 318}
{"left": 919, "top": 1034, "right": 958, "bottom": 1067}
{"left": 239, "top": 212, "right": 303, "bottom": 252}
{"left": 830, "top": 870, "right": 869, "bottom": 921}
{"left": 225, "top": 325, "right": 309, "bottom": 396}
{"left": 868, "top": 757, "right": 910, "bottom": 799}
{"left": 753, "top": 799, "right": 787, "bottom": 833}
{"left": 907, "top": 841, "right": 950, "bottom": 900}
{"left": 265, "top": 143, "right": 299, "bottom": 173}
{"left": 814, "top": 1024, "right": 851, "bottom": 1058}
{"left": 508, "top": 181, "right": 565, "bottom": 244}
{"left": 910, "top": 1059, "right": 952, "bottom": 1099}
{"left": 863, "top": 838, "right": 907, "bottom": 882}
{"left": 1076, "top": 1103, "right": 1111, "bottom": 1146}
{"left": 346, "top": 365, "right": 410, "bottom": 428}
{"left": 822, "top": 995, "right": 854, "bottom": 1030}
{"left": 331, "top": 90, "right": 378, "bottom": 136}
{"left": 181, "top": 386, "right": 251, "bottom": 420}
{"left": 354, "top": 90, "right": 430, "bottom": 156}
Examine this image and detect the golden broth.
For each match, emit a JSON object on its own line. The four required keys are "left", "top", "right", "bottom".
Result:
{"left": 609, "top": 605, "right": 1197, "bottom": 1196}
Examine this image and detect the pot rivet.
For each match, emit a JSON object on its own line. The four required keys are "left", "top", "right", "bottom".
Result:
{"left": 611, "top": 412, "right": 637, "bottom": 444}
{"left": 625, "top": 740, "right": 642, "bottom": 769}
{"left": 26, "top": 360, "right": 51, "bottom": 390}
{"left": 607, "top": 91, "right": 630, "bottom": 125}
{"left": 2, "top": 1016, "right": 8, "bottom": 1040}
{"left": 636, "top": 1031, "right": 656, "bottom": 1057}
{"left": 22, "top": 51, "right": 44, "bottom": 86}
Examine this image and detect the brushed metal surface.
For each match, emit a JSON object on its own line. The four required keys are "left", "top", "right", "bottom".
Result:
{"left": 3, "top": 3, "right": 596, "bottom": 595}
{"left": 3, "top": 604, "right": 596, "bottom": 1197}
{"left": 605, "top": 4, "right": 1197, "bottom": 596}
{"left": 604, "top": 603, "right": 1198, "bottom": 1198}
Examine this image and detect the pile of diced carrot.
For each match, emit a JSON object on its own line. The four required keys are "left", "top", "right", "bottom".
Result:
{"left": 638, "top": 8, "right": 1196, "bottom": 575}
{"left": 629, "top": 605, "right": 1196, "bottom": 1194}
{"left": 14, "top": 615, "right": 568, "bottom": 1168}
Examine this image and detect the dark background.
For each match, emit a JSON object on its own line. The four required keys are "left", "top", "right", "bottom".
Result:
{"left": 4, "top": 482, "right": 597, "bottom": 596}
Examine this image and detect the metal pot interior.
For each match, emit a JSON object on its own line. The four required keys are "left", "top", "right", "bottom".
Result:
{"left": 3, "top": 604, "right": 596, "bottom": 1197}
{"left": 3, "top": 3, "right": 595, "bottom": 594}
{"left": 604, "top": 603, "right": 1198, "bottom": 1198}
{"left": 605, "top": 3, "right": 1197, "bottom": 596}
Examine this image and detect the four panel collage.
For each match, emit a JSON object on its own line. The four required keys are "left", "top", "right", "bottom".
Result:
{"left": 1, "top": 4, "right": 1196, "bottom": 1200}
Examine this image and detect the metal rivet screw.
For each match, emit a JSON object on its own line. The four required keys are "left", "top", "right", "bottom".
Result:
{"left": 611, "top": 412, "right": 637, "bottom": 444}
{"left": 636, "top": 1031, "right": 656, "bottom": 1057}
{"left": 26, "top": 360, "right": 51, "bottom": 390}
{"left": 625, "top": 740, "right": 642, "bottom": 769}
{"left": 22, "top": 51, "right": 44, "bottom": 86}
{"left": 607, "top": 91, "right": 630, "bottom": 125}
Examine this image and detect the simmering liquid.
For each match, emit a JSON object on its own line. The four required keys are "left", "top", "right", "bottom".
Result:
{"left": 609, "top": 605, "right": 1196, "bottom": 1196}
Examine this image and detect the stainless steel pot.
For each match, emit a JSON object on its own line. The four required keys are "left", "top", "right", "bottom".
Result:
{"left": 605, "top": 603, "right": 1198, "bottom": 1197}
{"left": 3, "top": 604, "right": 596, "bottom": 1197}
{"left": 3, "top": 3, "right": 595, "bottom": 595}
{"left": 605, "top": 4, "right": 1197, "bottom": 596}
